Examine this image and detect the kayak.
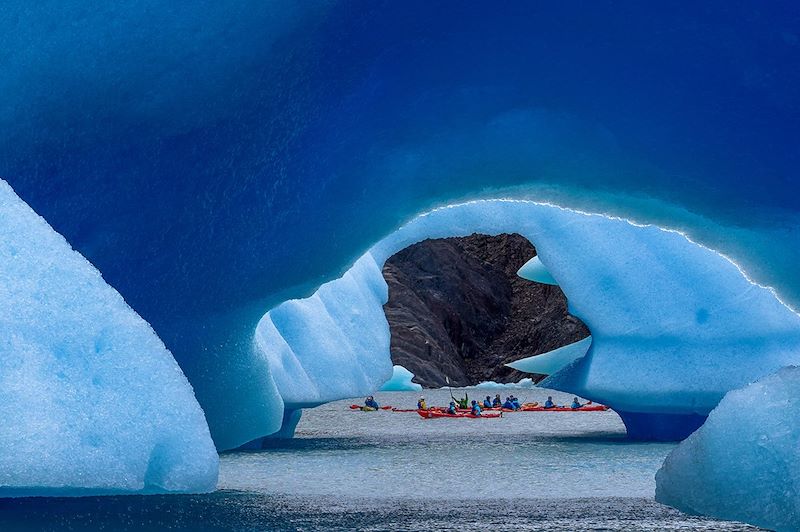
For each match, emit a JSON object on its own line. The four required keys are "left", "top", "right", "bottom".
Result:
{"left": 519, "top": 404, "right": 609, "bottom": 412}
{"left": 349, "top": 404, "right": 393, "bottom": 411}
{"left": 416, "top": 409, "right": 502, "bottom": 419}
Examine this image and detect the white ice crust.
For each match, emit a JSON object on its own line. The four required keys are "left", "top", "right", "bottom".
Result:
{"left": 0, "top": 180, "right": 218, "bottom": 496}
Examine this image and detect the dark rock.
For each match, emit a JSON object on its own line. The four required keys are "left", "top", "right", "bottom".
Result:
{"left": 382, "top": 233, "right": 590, "bottom": 388}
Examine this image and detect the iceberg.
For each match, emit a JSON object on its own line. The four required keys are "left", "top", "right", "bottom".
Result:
{"left": 2, "top": 14, "right": 800, "bottom": 531}
{"left": 0, "top": 181, "right": 218, "bottom": 496}
{"left": 655, "top": 366, "right": 800, "bottom": 532}
{"left": 1, "top": 2, "right": 800, "bottom": 452}
{"left": 507, "top": 337, "right": 593, "bottom": 376}
{"left": 380, "top": 365, "right": 423, "bottom": 392}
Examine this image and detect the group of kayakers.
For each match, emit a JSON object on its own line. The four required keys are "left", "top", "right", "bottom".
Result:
{"left": 476, "top": 394, "right": 524, "bottom": 410}
{"left": 366, "top": 394, "right": 588, "bottom": 412}
{"left": 543, "top": 395, "right": 584, "bottom": 409}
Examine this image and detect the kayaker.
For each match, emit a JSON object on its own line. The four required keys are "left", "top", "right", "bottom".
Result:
{"left": 417, "top": 396, "right": 427, "bottom": 410}
{"left": 492, "top": 394, "right": 502, "bottom": 407}
{"left": 447, "top": 401, "right": 458, "bottom": 415}
{"left": 543, "top": 396, "right": 555, "bottom": 409}
{"left": 570, "top": 397, "right": 582, "bottom": 409}
{"left": 365, "top": 396, "right": 380, "bottom": 409}
{"left": 470, "top": 400, "right": 482, "bottom": 416}
{"left": 483, "top": 396, "right": 493, "bottom": 408}
{"left": 510, "top": 395, "right": 521, "bottom": 410}
{"left": 502, "top": 397, "right": 515, "bottom": 410}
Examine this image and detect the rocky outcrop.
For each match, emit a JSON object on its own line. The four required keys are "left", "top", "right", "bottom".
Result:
{"left": 382, "top": 233, "right": 589, "bottom": 388}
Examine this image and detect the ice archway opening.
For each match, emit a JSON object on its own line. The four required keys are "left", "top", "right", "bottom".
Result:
{"left": 253, "top": 199, "right": 800, "bottom": 445}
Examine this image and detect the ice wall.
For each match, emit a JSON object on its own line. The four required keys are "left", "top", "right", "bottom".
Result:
{"left": 2, "top": 2, "right": 799, "bottom": 449}
{"left": 655, "top": 366, "right": 800, "bottom": 532}
{"left": 0, "top": 180, "right": 218, "bottom": 496}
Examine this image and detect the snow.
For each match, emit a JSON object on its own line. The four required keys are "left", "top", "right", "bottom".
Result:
{"left": 507, "top": 337, "right": 593, "bottom": 376}
{"left": 656, "top": 366, "right": 800, "bottom": 532}
{"left": 0, "top": 180, "right": 218, "bottom": 496}
{"left": 380, "top": 365, "right": 423, "bottom": 391}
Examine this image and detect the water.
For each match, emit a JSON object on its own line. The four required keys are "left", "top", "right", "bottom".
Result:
{"left": 0, "top": 387, "right": 762, "bottom": 530}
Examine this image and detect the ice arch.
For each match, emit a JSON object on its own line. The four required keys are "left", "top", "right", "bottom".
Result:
{"left": 257, "top": 200, "right": 800, "bottom": 440}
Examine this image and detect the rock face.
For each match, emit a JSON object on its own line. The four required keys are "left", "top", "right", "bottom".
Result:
{"left": 382, "top": 233, "right": 589, "bottom": 388}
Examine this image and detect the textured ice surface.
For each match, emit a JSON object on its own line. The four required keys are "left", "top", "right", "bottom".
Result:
{"left": 656, "top": 366, "right": 800, "bottom": 532}
{"left": 507, "top": 337, "right": 593, "bottom": 376}
{"left": 518, "top": 256, "right": 558, "bottom": 285}
{"left": 380, "top": 365, "right": 423, "bottom": 392}
{"left": 257, "top": 252, "right": 392, "bottom": 410}
{"left": 0, "top": 180, "right": 218, "bottom": 496}
{"left": 2, "top": 3, "right": 799, "bottom": 450}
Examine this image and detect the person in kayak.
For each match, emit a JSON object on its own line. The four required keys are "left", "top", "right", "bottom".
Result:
{"left": 365, "top": 396, "right": 380, "bottom": 409}
{"left": 502, "top": 397, "right": 515, "bottom": 410}
{"left": 470, "top": 400, "right": 482, "bottom": 416}
{"left": 447, "top": 401, "right": 458, "bottom": 415}
{"left": 570, "top": 397, "right": 582, "bottom": 409}
{"left": 492, "top": 394, "right": 502, "bottom": 407}
{"left": 510, "top": 395, "right": 521, "bottom": 410}
{"left": 543, "top": 396, "right": 555, "bottom": 409}
{"left": 417, "top": 396, "right": 427, "bottom": 410}
{"left": 483, "top": 396, "right": 493, "bottom": 408}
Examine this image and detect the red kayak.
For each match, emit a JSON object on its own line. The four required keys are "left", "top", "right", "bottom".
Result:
{"left": 349, "top": 404, "right": 392, "bottom": 410}
{"left": 519, "top": 404, "right": 609, "bottom": 412}
{"left": 416, "top": 409, "right": 502, "bottom": 419}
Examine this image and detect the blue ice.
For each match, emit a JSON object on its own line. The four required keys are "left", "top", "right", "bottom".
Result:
{"left": 507, "top": 337, "right": 592, "bottom": 376}
{"left": 0, "top": 181, "right": 218, "bottom": 496}
{"left": 256, "top": 200, "right": 800, "bottom": 442}
{"left": 656, "top": 366, "right": 800, "bottom": 532}
{"left": 517, "top": 256, "right": 558, "bottom": 285}
{"left": 380, "top": 366, "right": 423, "bottom": 392}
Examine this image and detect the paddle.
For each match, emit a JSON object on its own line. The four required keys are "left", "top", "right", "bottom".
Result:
{"left": 446, "top": 375, "right": 457, "bottom": 404}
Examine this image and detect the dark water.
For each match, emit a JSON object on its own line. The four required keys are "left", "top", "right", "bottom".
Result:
{"left": 0, "top": 494, "right": 762, "bottom": 531}
{"left": 0, "top": 389, "right": 764, "bottom": 530}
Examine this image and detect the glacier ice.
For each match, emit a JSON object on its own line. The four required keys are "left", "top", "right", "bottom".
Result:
{"left": 517, "top": 256, "right": 558, "bottom": 286}
{"left": 655, "top": 366, "right": 800, "bottom": 532}
{"left": 2, "top": 2, "right": 800, "bottom": 451}
{"left": 0, "top": 180, "right": 218, "bottom": 496}
{"left": 507, "top": 337, "right": 593, "bottom": 376}
{"left": 380, "top": 365, "right": 423, "bottom": 392}
{"left": 255, "top": 199, "right": 800, "bottom": 442}
{"left": 257, "top": 252, "right": 393, "bottom": 410}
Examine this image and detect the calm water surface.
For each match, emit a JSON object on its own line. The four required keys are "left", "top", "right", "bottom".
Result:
{"left": 0, "top": 387, "right": 762, "bottom": 531}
